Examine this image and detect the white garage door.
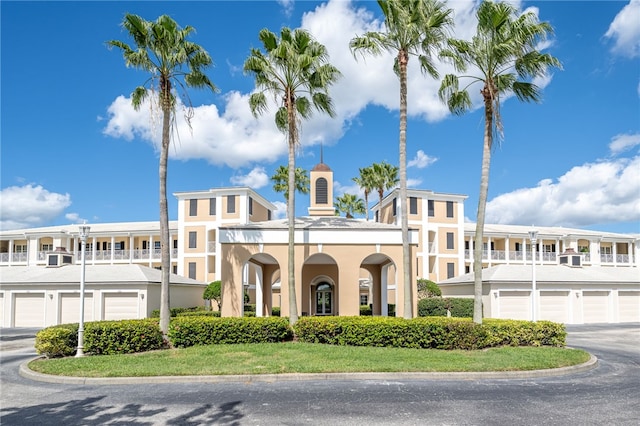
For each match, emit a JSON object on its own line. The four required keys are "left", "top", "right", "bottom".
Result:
{"left": 103, "top": 293, "right": 138, "bottom": 320}
{"left": 14, "top": 293, "right": 45, "bottom": 327}
{"left": 0, "top": 293, "right": 4, "bottom": 328}
{"left": 60, "top": 293, "right": 94, "bottom": 324}
{"left": 539, "top": 291, "right": 569, "bottom": 323}
{"left": 499, "top": 291, "right": 531, "bottom": 320}
{"left": 583, "top": 291, "right": 610, "bottom": 324}
{"left": 618, "top": 291, "right": 640, "bottom": 323}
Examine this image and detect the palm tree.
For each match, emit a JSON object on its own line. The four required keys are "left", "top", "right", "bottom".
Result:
{"left": 335, "top": 193, "right": 366, "bottom": 218}
{"left": 107, "top": 14, "right": 217, "bottom": 338}
{"left": 353, "top": 166, "right": 375, "bottom": 220}
{"left": 244, "top": 27, "right": 341, "bottom": 325}
{"left": 350, "top": 0, "right": 452, "bottom": 319}
{"left": 371, "top": 161, "right": 399, "bottom": 221}
{"left": 438, "top": 1, "right": 561, "bottom": 324}
{"left": 271, "top": 165, "right": 310, "bottom": 201}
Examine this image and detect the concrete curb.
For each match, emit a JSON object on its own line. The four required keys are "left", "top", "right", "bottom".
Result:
{"left": 19, "top": 352, "right": 598, "bottom": 385}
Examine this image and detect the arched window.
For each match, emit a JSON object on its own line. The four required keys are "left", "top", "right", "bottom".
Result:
{"left": 315, "top": 178, "right": 328, "bottom": 204}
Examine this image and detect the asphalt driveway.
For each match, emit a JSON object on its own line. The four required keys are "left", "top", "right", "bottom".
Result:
{"left": 1, "top": 323, "right": 638, "bottom": 425}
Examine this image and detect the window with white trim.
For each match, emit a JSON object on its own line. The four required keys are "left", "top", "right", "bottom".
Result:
{"left": 188, "top": 231, "right": 197, "bottom": 249}
{"left": 227, "top": 195, "right": 236, "bottom": 213}
{"left": 189, "top": 199, "right": 197, "bottom": 216}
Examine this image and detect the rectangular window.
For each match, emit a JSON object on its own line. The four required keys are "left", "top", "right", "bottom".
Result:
{"left": 173, "top": 239, "right": 178, "bottom": 249}
{"left": 227, "top": 195, "right": 236, "bottom": 213}
{"left": 249, "top": 197, "right": 253, "bottom": 215}
{"left": 392, "top": 198, "right": 397, "bottom": 216}
{"left": 188, "top": 231, "right": 197, "bottom": 249}
{"left": 446, "top": 201, "right": 454, "bottom": 218}
{"left": 209, "top": 198, "right": 216, "bottom": 216}
{"left": 428, "top": 200, "right": 434, "bottom": 217}
{"left": 375, "top": 211, "right": 379, "bottom": 222}
{"left": 14, "top": 244, "right": 27, "bottom": 253}
{"left": 41, "top": 243, "right": 53, "bottom": 251}
{"left": 267, "top": 210, "right": 272, "bottom": 220}
{"left": 602, "top": 246, "right": 612, "bottom": 254}
{"left": 172, "top": 265, "right": 178, "bottom": 274}
{"left": 409, "top": 197, "right": 418, "bottom": 215}
{"left": 154, "top": 241, "right": 161, "bottom": 250}
{"left": 465, "top": 266, "right": 470, "bottom": 274}
{"left": 465, "top": 241, "right": 470, "bottom": 250}
{"left": 578, "top": 245, "right": 589, "bottom": 253}
{"left": 447, "top": 262, "right": 455, "bottom": 279}
{"left": 188, "top": 262, "right": 196, "bottom": 279}
{"left": 446, "top": 232, "right": 454, "bottom": 250}
{"left": 115, "top": 242, "right": 124, "bottom": 250}
{"left": 515, "top": 242, "right": 521, "bottom": 251}
{"left": 360, "top": 295, "right": 368, "bottom": 306}
{"left": 189, "top": 199, "right": 197, "bottom": 216}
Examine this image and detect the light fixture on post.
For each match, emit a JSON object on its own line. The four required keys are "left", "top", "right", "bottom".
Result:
{"left": 528, "top": 227, "right": 539, "bottom": 322}
{"left": 76, "top": 223, "right": 90, "bottom": 357}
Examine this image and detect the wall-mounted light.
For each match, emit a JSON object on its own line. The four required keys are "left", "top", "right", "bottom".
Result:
{"left": 494, "top": 292, "right": 498, "bottom": 299}
{"left": 49, "top": 293, "right": 54, "bottom": 300}
{"left": 140, "top": 293, "right": 144, "bottom": 300}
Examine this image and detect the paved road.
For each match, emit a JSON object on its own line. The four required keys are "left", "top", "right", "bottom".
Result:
{"left": 1, "top": 324, "right": 638, "bottom": 425}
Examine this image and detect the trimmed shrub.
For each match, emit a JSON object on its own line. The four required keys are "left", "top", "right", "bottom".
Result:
{"left": 293, "top": 316, "right": 565, "bottom": 350}
{"left": 417, "top": 279, "right": 441, "bottom": 298}
{"left": 150, "top": 306, "right": 205, "bottom": 318}
{"left": 177, "top": 310, "right": 220, "bottom": 317}
{"left": 84, "top": 319, "right": 164, "bottom": 355}
{"left": 417, "top": 298, "right": 474, "bottom": 318}
{"left": 35, "top": 323, "right": 79, "bottom": 358}
{"left": 168, "top": 316, "right": 294, "bottom": 348}
{"left": 360, "top": 305, "right": 372, "bottom": 316}
{"left": 271, "top": 307, "right": 281, "bottom": 317}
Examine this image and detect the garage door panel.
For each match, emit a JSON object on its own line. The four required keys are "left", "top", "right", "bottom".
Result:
{"left": 618, "top": 291, "right": 640, "bottom": 323}
{"left": 499, "top": 291, "right": 531, "bottom": 320}
{"left": 583, "top": 291, "right": 609, "bottom": 324}
{"left": 60, "top": 294, "right": 94, "bottom": 324}
{"left": 14, "top": 294, "right": 45, "bottom": 327}
{"left": 0, "top": 293, "right": 4, "bottom": 328}
{"left": 539, "top": 291, "right": 569, "bottom": 323}
{"left": 103, "top": 293, "right": 138, "bottom": 320}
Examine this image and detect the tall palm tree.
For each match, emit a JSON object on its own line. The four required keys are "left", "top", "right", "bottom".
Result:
{"left": 439, "top": 0, "right": 561, "bottom": 324}
{"left": 107, "top": 14, "right": 216, "bottom": 338}
{"left": 371, "top": 161, "right": 399, "bottom": 221}
{"left": 350, "top": 0, "right": 452, "bottom": 319}
{"left": 353, "top": 166, "right": 375, "bottom": 221}
{"left": 334, "top": 193, "right": 366, "bottom": 218}
{"left": 271, "top": 165, "right": 310, "bottom": 201}
{"left": 244, "top": 27, "right": 341, "bottom": 325}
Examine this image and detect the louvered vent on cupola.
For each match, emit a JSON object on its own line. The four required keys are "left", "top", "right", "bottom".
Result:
{"left": 558, "top": 248, "right": 582, "bottom": 267}
{"left": 46, "top": 247, "right": 74, "bottom": 267}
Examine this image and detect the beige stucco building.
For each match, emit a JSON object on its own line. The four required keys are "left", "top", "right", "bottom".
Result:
{"left": 1, "top": 160, "right": 638, "bottom": 326}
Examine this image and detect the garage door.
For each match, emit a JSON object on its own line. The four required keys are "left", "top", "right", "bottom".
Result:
{"left": 499, "top": 291, "right": 531, "bottom": 320}
{"left": 14, "top": 293, "right": 45, "bottom": 327}
{"left": 539, "top": 291, "right": 569, "bottom": 323}
{"left": 618, "top": 291, "right": 640, "bottom": 323}
{"left": 0, "top": 293, "right": 4, "bottom": 327}
{"left": 103, "top": 293, "right": 138, "bottom": 320}
{"left": 583, "top": 291, "right": 610, "bottom": 324}
{"left": 60, "top": 293, "right": 94, "bottom": 324}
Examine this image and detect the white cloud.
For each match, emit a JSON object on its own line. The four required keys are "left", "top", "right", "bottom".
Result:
{"left": 407, "top": 178, "right": 423, "bottom": 188}
{"left": 271, "top": 201, "right": 288, "bottom": 219}
{"left": 0, "top": 184, "right": 71, "bottom": 230}
{"left": 604, "top": 0, "right": 640, "bottom": 58}
{"left": 609, "top": 132, "right": 640, "bottom": 155}
{"left": 486, "top": 156, "right": 640, "bottom": 228}
{"left": 229, "top": 166, "right": 270, "bottom": 188}
{"left": 277, "top": 0, "right": 295, "bottom": 17}
{"left": 408, "top": 150, "right": 437, "bottom": 168}
{"left": 65, "top": 212, "right": 88, "bottom": 224}
{"left": 102, "top": 0, "right": 556, "bottom": 168}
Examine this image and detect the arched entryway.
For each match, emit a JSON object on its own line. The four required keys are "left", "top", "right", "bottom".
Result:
{"left": 360, "top": 253, "right": 397, "bottom": 316}
{"left": 302, "top": 253, "right": 338, "bottom": 316}
{"left": 242, "top": 253, "right": 280, "bottom": 317}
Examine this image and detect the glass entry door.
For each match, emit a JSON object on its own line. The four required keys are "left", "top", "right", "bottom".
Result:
{"left": 315, "top": 283, "right": 333, "bottom": 315}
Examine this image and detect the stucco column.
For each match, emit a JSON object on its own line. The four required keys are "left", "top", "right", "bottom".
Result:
{"left": 255, "top": 267, "right": 263, "bottom": 317}
{"left": 220, "top": 245, "right": 244, "bottom": 318}
{"left": 381, "top": 264, "right": 389, "bottom": 316}
{"left": 337, "top": 261, "right": 360, "bottom": 316}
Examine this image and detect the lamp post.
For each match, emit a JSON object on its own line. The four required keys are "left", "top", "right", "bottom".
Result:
{"left": 528, "top": 228, "right": 538, "bottom": 322}
{"left": 76, "top": 224, "right": 90, "bottom": 357}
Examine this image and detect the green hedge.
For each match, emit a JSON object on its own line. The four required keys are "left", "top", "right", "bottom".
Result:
{"left": 35, "top": 323, "right": 79, "bottom": 358}
{"left": 35, "top": 319, "right": 164, "bottom": 357}
{"left": 84, "top": 319, "right": 164, "bottom": 355}
{"left": 177, "top": 310, "right": 221, "bottom": 317}
{"left": 417, "top": 298, "right": 474, "bottom": 318}
{"left": 293, "top": 316, "right": 565, "bottom": 350}
{"left": 150, "top": 306, "right": 205, "bottom": 318}
{"left": 167, "top": 316, "right": 294, "bottom": 348}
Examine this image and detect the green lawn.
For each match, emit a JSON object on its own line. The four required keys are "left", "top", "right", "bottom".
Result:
{"left": 28, "top": 342, "right": 590, "bottom": 378}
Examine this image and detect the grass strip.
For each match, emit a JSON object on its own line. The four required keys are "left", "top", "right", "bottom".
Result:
{"left": 28, "top": 343, "right": 590, "bottom": 378}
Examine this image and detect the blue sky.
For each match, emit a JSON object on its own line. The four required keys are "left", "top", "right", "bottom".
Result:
{"left": 1, "top": 0, "right": 639, "bottom": 234}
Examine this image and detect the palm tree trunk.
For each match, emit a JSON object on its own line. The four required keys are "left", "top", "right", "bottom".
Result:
{"left": 287, "top": 97, "right": 299, "bottom": 325}
{"left": 398, "top": 52, "right": 412, "bottom": 319}
{"left": 365, "top": 192, "right": 369, "bottom": 221}
{"left": 473, "top": 93, "right": 494, "bottom": 324}
{"left": 159, "top": 94, "right": 172, "bottom": 339}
